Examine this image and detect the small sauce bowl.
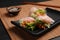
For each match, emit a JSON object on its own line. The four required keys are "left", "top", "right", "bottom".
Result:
{"left": 6, "top": 7, "right": 21, "bottom": 16}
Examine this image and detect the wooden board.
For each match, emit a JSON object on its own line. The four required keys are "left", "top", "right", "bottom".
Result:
{"left": 18, "top": 0, "right": 60, "bottom": 8}
{"left": 0, "top": 4, "right": 60, "bottom": 40}
{"left": 37, "top": 0, "right": 60, "bottom": 7}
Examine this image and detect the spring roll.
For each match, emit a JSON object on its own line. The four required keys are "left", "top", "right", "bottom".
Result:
{"left": 19, "top": 17, "right": 36, "bottom": 31}
{"left": 30, "top": 7, "right": 55, "bottom": 28}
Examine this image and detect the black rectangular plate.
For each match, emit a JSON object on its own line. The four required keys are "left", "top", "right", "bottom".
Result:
{"left": 11, "top": 8, "right": 60, "bottom": 36}
{"left": 0, "top": 19, "right": 11, "bottom": 40}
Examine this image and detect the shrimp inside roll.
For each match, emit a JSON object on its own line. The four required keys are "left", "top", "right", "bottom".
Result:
{"left": 19, "top": 17, "right": 36, "bottom": 31}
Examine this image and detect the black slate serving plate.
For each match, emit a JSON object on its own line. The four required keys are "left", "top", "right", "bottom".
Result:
{"left": 11, "top": 8, "right": 60, "bottom": 36}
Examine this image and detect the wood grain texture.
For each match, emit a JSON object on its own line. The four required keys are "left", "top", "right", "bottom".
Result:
{"left": 37, "top": 0, "right": 60, "bottom": 7}
{"left": 18, "top": 0, "right": 60, "bottom": 8}
{"left": 0, "top": 4, "right": 60, "bottom": 40}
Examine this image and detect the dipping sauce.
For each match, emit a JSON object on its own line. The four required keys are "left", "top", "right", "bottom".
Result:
{"left": 7, "top": 7, "right": 20, "bottom": 16}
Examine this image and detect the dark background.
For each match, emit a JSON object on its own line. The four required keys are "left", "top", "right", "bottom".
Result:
{"left": 0, "top": 0, "right": 50, "bottom": 7}
{"left": 0, "top": 19, "right": 11, "bottom": 40}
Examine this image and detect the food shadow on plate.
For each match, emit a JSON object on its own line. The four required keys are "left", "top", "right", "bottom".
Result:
{"left": 9, "top": 26, "right": 48, "bottom": 40}
{"left": 0, "top": 0, "right": 51, "bottom": 8}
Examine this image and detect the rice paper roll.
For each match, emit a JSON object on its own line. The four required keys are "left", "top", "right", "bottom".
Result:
{"left": 30, "top": 7, "right": 55, "bottom": 28}
{"left": 19, "top": 17, "right": 36, "bottom": 31}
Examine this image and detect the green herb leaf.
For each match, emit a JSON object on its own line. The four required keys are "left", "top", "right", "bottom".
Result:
{"left": 36, "top": 9, "right": 46, "bottom": 14}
